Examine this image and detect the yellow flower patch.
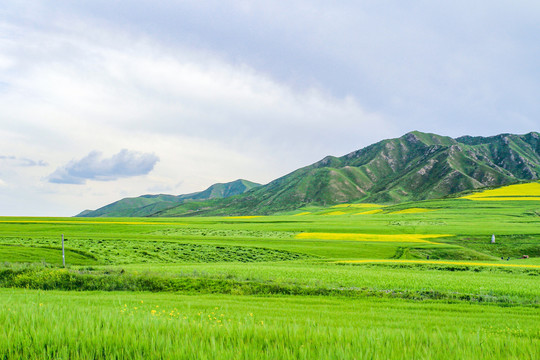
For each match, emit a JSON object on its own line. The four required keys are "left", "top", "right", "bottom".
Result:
{"left": 331, "top": 203, "right": 382, "bottom": 208}
{"left": 463, "top": 197, "right": 540, "bottom": 201}
{"left": 356, "top": 209, "right": 384, "bottom": 215}
{"left": 321, "top": 211, "right": 347, "bottom": 216}
{"left": 0, "top": 220, "right": 186, "bottom": 226}
{"left": 293, "top": 212, "right": 311, "bottom": 216}
{"left": 227, "top": 216, "right": 262, "bottom": 219}
{"left": 462, "top": 182, "right": 540, "bottom": 201}
{"left": 336, "top": 259, "right": 540, "bottom": 269}
{"left": 295, "top": 232, "right": 449, "bottom": 244}
{"left": 391, "top": 208, "right": 436, "bottom": 214}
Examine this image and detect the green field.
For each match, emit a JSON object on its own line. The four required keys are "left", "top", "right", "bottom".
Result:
{"left": 1, "top": 193, "right": 539, "bottom": 359}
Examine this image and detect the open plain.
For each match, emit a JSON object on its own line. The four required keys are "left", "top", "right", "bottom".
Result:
{"left": 1, "top": 183, "right": 539, "bottom": 359}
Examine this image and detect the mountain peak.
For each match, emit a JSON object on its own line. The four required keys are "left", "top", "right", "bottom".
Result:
{"left": 400, "top": 131, "right": 455, "bottom": 146}
{"left": 154, "top": 130, "right": 540, "bottom": 216}
{"left": 78, "top": 131, "right": 540, "bottom": 217}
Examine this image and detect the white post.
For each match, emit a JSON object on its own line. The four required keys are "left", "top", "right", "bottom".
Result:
{"left": 62, "top": 234, "right": 65, "bottom": 267}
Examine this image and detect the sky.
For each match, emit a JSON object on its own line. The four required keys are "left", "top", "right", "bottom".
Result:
{"left": 1, "top": 0, "right": 539, "bottom": 216}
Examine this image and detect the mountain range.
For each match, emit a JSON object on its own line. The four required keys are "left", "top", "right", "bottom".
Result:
{"left": 76, "top": 179, "right": 260, "bottom": 217}
{"left": 78, "top": 131, "right": 540, "bottom": 217}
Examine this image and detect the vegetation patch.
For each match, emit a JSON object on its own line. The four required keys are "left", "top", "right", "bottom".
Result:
{"left": 0, "top": 238, "right": 312, "bottom": 264}
{"left": 292, "top": 212, "right": 311, "bottom": 216}
{"left": 2, "top": 289, "right": 539, "bottom": 360}
{"left": 390, "top": 208, "right": 436, "bottom": 214}
{"left": 1, "top": 265, "right": 537, "bottom": 305}
{"left": 462, "top": 181, "right": 540, "bottom": 201}
{"left": 356, "top": 209, "right": 384, "bottom": 215}
{"left": 331, "top": 203, "right": 382, "bottom": 208}
{"left": 320, "top": 211, "right": 347, "bottom": 216}
{"left": 0, "top": 244, "right": 99, "bottom": 265}
{"left": 150, "top": 228, "right": 295, "bottom": 239}
{"left": 336, "top": 259, "right": 540, "bottom": 269}
{"left": 295, "top": 232, "right": 449, "bottom": 244}
{"left": 406, "top": 246, "right": 495, "bottom": 261}
{"left": 448, "top": 235, "right": 540, "bottom": 259}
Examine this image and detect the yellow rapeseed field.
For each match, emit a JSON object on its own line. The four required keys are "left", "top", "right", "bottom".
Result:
{"left": 356, "top": 209, "right": 384, "bottom": 215}
{"left": 462, "top": 181, "right": 540, "bottom": 201}
{"left": 293, "top": 212, "right": 311, "bottom": 216}
{"left": 331, "top": 203, "right": 383, "bottom": 208}
{"left": 295, "top": 232, "right": 449, "bottom": 244}
{"left": 227, "top": 216, "right": 262, "bottom": 219}
{"left": 321, "top": 211, "right": 347, "bottom": 216}
{"left": 464, "top": 196, "right": 540, "bottom": 201}
{"left": 0, "top": 220, "right": 186, "bottom": 226}
{"left": 390, "top": 208, "right": 435, "bottom": 214}
{"left": 337, "top": 259, "right": 540, "bottom": 269}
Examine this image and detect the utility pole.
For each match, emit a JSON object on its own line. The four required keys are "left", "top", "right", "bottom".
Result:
{"left": 62, "top": 234, "right": 65, "bottom": 267}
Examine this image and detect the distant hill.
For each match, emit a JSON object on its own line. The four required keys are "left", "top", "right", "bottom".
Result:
{"left": 155, "top": 131, "right": 540, "bottom": 216}
{"left": 79, "top": 131, "right": 540, "bottom": 217}
{"left": 77, "top": 179, "right": 261, "bottom": 217}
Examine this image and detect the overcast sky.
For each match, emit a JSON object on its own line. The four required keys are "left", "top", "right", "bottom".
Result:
{"left": 1, "top": 1, "right": 539, "bottom": 216}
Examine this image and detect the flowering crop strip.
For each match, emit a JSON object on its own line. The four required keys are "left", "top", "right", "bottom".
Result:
{"left": 463, "top": 197, "right": 540, "bottom": 201}
{"left": 331, "top": 203, "right": 383, "bottom": 208}
{"left": 0, "top": 220, "right": 186, "bottom": 225}
{"left": 321, "top": 211, "right": 347, "bottom": 216}
{"left": 390, "top": 208, "right": 436, "bottom": 214}
{"left": 462, "top": 182, "right": 540, "bottom": 201}
{"left": 295, "top": 233, "right": 449, "bottom": 244}
{"left": 355, "top": 209, "right": 384, "bottom": 215}
{"left": 337, "top": 259, "right": 540, "bottom": 269}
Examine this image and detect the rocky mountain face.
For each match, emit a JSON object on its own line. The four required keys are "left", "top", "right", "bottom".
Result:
{"left": 158, "top": 131, "right": 540, "bottom": 216}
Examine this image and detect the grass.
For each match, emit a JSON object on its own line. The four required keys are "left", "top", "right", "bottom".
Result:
{"left": 0, "top": 191, "right": 539, "bottom": 358}
{"left": 295, "top": 232, "right": 449, "bottom": 244}
{"left": 338, "top": 259, "right": 540, "bottom": 268}
{"left": 1, "top": 289, "right": 539, "bottom": 360}
{"left": 0, "top": 244, "right": 98, "bottom": 265}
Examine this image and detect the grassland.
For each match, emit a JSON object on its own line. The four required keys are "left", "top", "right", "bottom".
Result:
{"left": 0, "top": 183, "right": 539, "bottom": 359}
{"left": 2, "top": 290, "right": 539, "bottom": 360}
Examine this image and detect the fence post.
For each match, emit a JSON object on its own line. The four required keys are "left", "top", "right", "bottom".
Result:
{"left": 62, "top": 234, "right": 65, "bottom": 267}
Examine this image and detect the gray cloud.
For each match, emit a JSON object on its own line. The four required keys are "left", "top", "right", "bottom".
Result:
{"left": 48, "top": 150, "right": 159, "bottom": 184}
{"left": 19, "top": 0, "right": 536, "bottom": 136}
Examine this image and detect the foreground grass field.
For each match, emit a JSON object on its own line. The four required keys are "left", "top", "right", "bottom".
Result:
{"left": 0, "top": 183, "right": 539, "bottom": 358}
{"left": 1, "top": 289, "right": 539, "bottom": 360}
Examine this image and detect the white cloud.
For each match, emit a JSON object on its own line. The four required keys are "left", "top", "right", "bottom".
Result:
{"left": 0, "top": 21, "right": 391, "bottom": 152}
{"left": 3, "top": 1, "right": 536, "bottom": 216}
{"left": 48, "top": 150, "right": 159, "bottom": 184}
{"left": 0, "top": 15, "right": 391, "bottom": 215}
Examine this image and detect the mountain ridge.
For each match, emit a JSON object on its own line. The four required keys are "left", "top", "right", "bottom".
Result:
{"left": 79, "top": 131, "right": 540, "bottom": 217}
{"left": 77, "top": 179, "right": 261, "bottom": 217}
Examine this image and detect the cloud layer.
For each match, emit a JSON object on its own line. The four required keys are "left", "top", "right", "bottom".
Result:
{"left": 48, "top": 150, "right": 159, "bottom": 184}
{"left": 0, "top": 1, "right": 539, "bottom": 215}
{"left": 0, "top": 156, "right": 47, "bottom": 167}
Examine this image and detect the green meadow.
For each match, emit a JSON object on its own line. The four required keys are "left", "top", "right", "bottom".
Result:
{"left": 1, "top": 194, "right": 539, "bottom": 359}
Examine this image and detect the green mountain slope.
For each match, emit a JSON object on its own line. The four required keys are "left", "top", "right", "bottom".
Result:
{"left": 157, "top": 131, "right": 540, "bottom": 216}
{"left": 77, "top": 179, "right": 260, "bottom": 217}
